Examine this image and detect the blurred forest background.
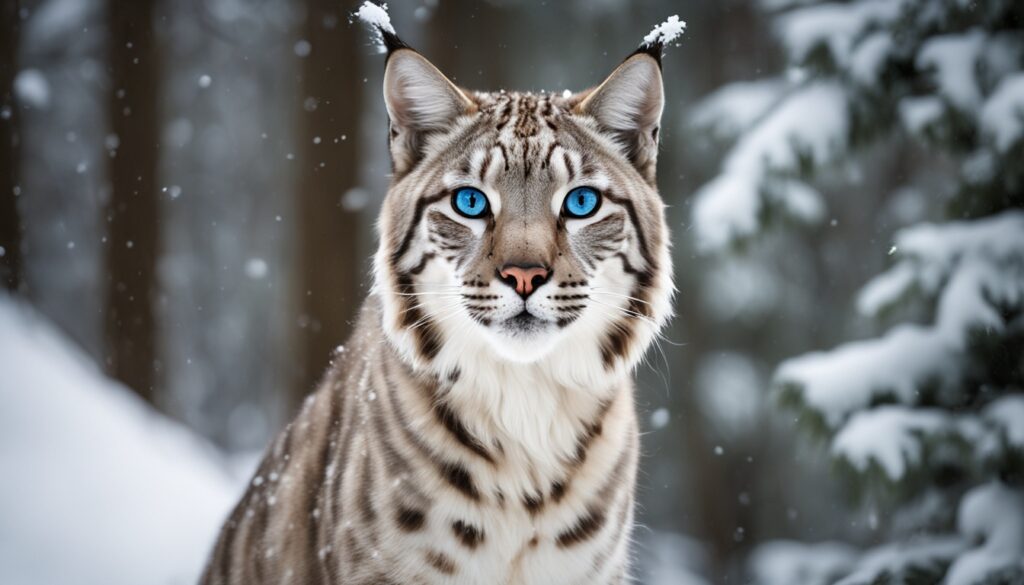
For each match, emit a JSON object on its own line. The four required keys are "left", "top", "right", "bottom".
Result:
{"left": 2, "top": 0, "right": 1022, "bottom": 584}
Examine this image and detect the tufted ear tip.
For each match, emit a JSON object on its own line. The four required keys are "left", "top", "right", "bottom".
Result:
{"left": 629, "top": 41, "right": 663, "bottom": 70}
{"left": 633, "top": 15, "right": 686, "bottom": 70}
{"left": 380, "top": 27, "right": 411, "bottom": 57}
{"left": 354, "top": 1, "right": 411, "bottom": 57}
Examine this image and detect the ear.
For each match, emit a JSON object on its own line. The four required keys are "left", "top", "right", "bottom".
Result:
{"left": 577, "top": 52, "right": 664, "bottom": 185}
{"left": 383, "top": 49, "right": 475, "bottom": 176}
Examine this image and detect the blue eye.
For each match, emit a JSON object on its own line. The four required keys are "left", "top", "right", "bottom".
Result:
{"left": 563, "top": 187, "right": 601, "bottom": 218}
{"left": 452, "top": 187, "right": 489, "bottom": 218}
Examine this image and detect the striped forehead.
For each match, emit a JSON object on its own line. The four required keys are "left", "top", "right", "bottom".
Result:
{"left": 441, "top": 91, "right": 597, "bottom": 188}
{"left": 442, "top": 139, "right": 592, "bottom": 192}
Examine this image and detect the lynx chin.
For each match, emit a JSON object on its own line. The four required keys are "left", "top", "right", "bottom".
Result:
{"left": 201, "top": 16, "right": 675, "bottom": 585}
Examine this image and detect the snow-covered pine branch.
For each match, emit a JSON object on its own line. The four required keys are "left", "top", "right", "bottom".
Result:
{"left": 692, "top": 0, "right": 1024, "bottom": 582}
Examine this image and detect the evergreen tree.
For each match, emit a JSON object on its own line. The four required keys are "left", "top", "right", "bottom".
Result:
{"left": 692, "top": 1, "right": 1024, "bottom": 583}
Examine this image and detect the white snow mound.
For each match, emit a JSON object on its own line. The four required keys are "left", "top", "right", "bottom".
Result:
{"left": 0, "top": 296, "right": 241, "bottom": 585}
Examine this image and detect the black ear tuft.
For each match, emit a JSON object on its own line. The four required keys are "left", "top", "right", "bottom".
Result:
{"left": 353, "top": 0, "right": 413, "bottom": 57}
{"left": 630, "top": 41, "right": 663, "bottom": 69}
{"left": 381, "top": 28, "right": 411, "bottom": 55}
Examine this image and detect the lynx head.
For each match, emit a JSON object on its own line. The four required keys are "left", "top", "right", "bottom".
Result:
{"left": 373, "top": 30, "right": 673, "bottom": 387}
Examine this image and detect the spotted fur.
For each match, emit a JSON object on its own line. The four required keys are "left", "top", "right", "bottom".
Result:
{"left": 202, "top": 31, "right": 673, "bottom": 585}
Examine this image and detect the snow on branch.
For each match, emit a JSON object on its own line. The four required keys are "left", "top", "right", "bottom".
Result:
{"left": 981, "top": 73, "right": 1024, "bottom": 153}
{"left": 776, "top": 323, "right": 961, "bottom": 428}
{"left": 750, "top": 540, "right": 858, "bottom": 585}
{"left": 778, "top": 211, "right": 1024, "bottom": 429}
{"left": 916, "top": 30, "right": 986, "bottom": 111}
{"left": 834, "top": 538, "right": 966, "bottom": 585}
{"left": 984, "top": 396, "right": 1024, "bottom": 451}
{"left": 690, "top": 78, "right": 789, "bottom": 142}
{"left": 857, "top": 211, "right": 1024, "bottom": 317}
{"left": 946, "top": 483, "right": 1024, "bottom": 585}
{"left": 831, "top": 406, "right": 949, "bottom": 480}
{"left": 692, "top": 82, "right": 846, "bottom": 251}
{"left": 777, "top": 0, "right": 907, "bottom": 66}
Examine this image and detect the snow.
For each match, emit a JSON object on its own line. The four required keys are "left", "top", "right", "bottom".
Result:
{"left": 916, "top": 30, "right": 986, "bottom": 110}
{"left": 831, "top": 406, "right": 947, "bottom": 480}
{"left": 14, "top": 69, "right": 51, "bottom": 109}
{"left": 776, "top": 323, "right": 960, "bottom": 427}
{"left": 856, "top": 261, "right": 915, "bottom": 316}
{"left": 690, "top": 78, "right": 788, "bottom": 141}
{"left": 696, "top": 352, "right": 762, "bottom": 437}
{"left": 693, "top": 82, "right": 846, "bottom": 250}
{"left": 354, "top": 1, "right": 396, "bottom": 54}
{"left": 894, "top": 211, "right": 1024, "bottom": 274}
{"left": 776, "top": 0, "right": 906, "bottom": 66}
{"left": 293, "top": 39, "right": 312, "bottom": 58}
{"left": 786, "top": 212, "right": 1024, "bottom": 426}
{"left": 692, "top": 173, "right": 761, "bottom": 251}
{"left": 984, "top": 396, "right": 1024, "bottom": 450}
{"left": 641, "top": 531, "right": 710, "bottom": 585}
{"left": 725, "top": 82, "right": 848, "bottom": 176}
{"left": 834, "top": 537, "right": 966, "bottom": 585}
{"left": 849, "top": 32, "right": 892, "bottom": 86}
{"left": 749, "top": 540, "right": 858, "bottom": 585}
{"left": 980, "top": 73, "right": 1024, "bottom": 152}
{"left": 933, "top": 259, "right": 1020, "bottom": 344}
{"left": 245, "top": 257, "right": 269, "bottom": 279}
{"left": 23, "top": 0, "right": 99, "bottom": 51}
{"left": 642, "top": 15, "right": 687, "bottom": 48}
{"left": 899, "top": 96, "right": 944, "bottom": 135}
{"left": 772, "top": 179, "right": 824, "bottom": 224}
{"left": 945, "top": 482, "right": 1024, "bottom": 585}
{"left": 701, "top": 256, "right": 790, "bottom": 321}
{"left": 0, "top": 297, "right": 240, "bottom": 585}
{"left": 650, "top": 407, "right": 671, "bottom": 429}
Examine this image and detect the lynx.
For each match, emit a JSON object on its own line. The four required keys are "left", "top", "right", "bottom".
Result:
{"left": 202, "top": 18, "right": 673, "bottom": 585}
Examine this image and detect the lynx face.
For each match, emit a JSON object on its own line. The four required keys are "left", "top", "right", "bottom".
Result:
{"left": 375, "top": 46, "right": 672, "bottom": 380}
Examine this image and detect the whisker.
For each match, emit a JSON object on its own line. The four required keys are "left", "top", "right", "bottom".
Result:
{"left": 588, "top": 297, "right": 659, "bottom": 328}
{"left": 590, "top": 288, "right": 655, "bottom": 307}
{"left": 408, "top": 303, "right": 469, "bottom": 332}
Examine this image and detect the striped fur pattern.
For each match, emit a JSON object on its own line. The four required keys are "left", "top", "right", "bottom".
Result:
{"left": 202, "top": 38, "right": 673, "bottom": 585}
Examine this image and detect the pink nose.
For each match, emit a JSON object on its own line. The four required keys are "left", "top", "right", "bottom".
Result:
{"left": 499, "top": 265, "right": 551, "bottom": 298}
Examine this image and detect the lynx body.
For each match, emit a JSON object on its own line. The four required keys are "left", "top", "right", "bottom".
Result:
{"left": 202, "top": 22, "right": 673, "bottom": 585}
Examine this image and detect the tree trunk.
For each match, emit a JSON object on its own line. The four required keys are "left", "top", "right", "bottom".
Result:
{"left": 104, "top": 0, "right": 161, "bottom": 402}
{"left": 292, "top": 0, "right": 364, "bottom": 410}
{"left": 0, "top": 1, "right": 22, "bottom": 292}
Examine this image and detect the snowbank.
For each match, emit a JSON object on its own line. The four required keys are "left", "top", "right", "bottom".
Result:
{"left": 0, "top": 297, "right": 241, "bottom": 585}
